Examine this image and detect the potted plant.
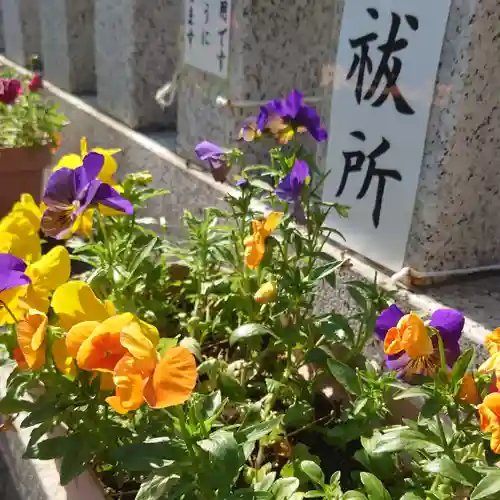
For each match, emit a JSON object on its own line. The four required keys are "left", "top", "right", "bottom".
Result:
{"left": 0, "top": 68, "right": 67, "bottom": 217}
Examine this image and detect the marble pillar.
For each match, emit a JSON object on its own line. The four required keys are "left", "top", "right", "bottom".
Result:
{"left": 318, "top": 0, "right": 500, "bottom": 275}
{"left": 0, "top": 4, "right": 4, "bottom": 52}
{"left": 2, "top": 0, "right": 41, "bottom": 66}
{"left": 39, "top": 0, "right": 95, "bottom": 93}
{"left": 176, "top": 0, "right": 336, "bottom": 163}
{"left": 94, "top": 0, "right": 180, "bottom": 130}
{"left": 403, "top": 0, "right": 500, "bottom": 273}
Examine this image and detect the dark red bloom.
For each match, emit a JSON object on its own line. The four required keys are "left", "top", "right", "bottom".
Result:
{"left": 0, "top": 78, "right": 22, "bottom": 105}
{"left": 29, "top": 73, "right": 43, "bottom": 92}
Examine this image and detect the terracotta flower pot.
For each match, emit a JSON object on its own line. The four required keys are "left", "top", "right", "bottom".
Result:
{"left": 0, "top": 145, "right": 52, "bottom": 217}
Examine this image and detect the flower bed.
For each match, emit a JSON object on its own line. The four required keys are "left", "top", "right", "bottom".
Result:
{"left": 0, "top": 90, "right": 499, "bottom": 500}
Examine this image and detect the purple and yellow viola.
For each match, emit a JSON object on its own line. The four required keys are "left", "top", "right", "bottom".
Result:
{"left": 256, "top": 90, "right": 327, "bottom": 144}
{"left": 275, "top": 159, "right": 310, "bottom": 223}
{"left": 375, "top": 305, "right": 464, "bottom": 380}
{"left": 41, "top": 152, "right": 133, "bottom": 239}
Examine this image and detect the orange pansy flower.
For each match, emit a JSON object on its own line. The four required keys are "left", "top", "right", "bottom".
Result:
{"left": 384, "top": 313, "right": 433, "bottom": 359}
{"left": 16, "top": 310, "right": 48, "bottom": 371}
{"left": 106, "top": 346, "right": 197, "bottom": 414}
{"left": 244, "top": 212, "right": 282, "bottom": 269}
{"left": 478, "top": 392, "right": 500, "bottom": 454}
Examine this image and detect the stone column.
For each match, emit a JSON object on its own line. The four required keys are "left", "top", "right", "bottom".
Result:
{"left": 0, "top": 4, "right": 5, "bottom": 52}
{"left": 318, "top": 0, "right": 500, "bottom": 277}
{"left": 402, "top": 0, "right": 500, "bottom": 274}
{"left": 176, "top": 0, "right": 336, "bottom": 163}
{"left": 94, "top": 0, "right": 180, "bottom": 129}
{"left": 2, "top": 0, "right": 41, "bottom": 66}
{"left": 39, "top": 0, "right": 95, "bottom": 93}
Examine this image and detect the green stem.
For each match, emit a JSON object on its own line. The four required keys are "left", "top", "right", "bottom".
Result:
{"left": 0, "top": 300, "right": 18, "bottom": 323}
{"left": 436, "top": 414, "right": 450, "bottom": 454}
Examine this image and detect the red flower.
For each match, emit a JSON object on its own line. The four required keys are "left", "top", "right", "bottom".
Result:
{"left": 29, "top": 73, "right": 43, "bottom": 92}
{"left": 0, "top": 78, "right": 22, "bottom": 105}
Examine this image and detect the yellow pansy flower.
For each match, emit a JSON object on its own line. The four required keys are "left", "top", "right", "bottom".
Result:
{"left": 0, "top": 246, "right": 71, "bottom": 324}
{"left": 0, "top": 195, "right": 42, "bottom": 263}
{"left": 54, "top": 137, "right": 121, "bottom": 187}
{"left": 51, "top": 281, "right": 115, "bottom": 331}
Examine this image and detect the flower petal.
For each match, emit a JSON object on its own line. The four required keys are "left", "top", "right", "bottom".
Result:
{"left": 143, "top": 346, "right": 197, "bottom": 409}
{"left": 429, "top": 309, "right": 464, "bottom": 344}
{"left": 52, "top": 338, "right": 77, "bottom": 377}
{"left": 375, "top": 305, "right": 404, "bottom": 340}
{"left": 66, "top": 321, "right": 100, "bottom": 358}
{"left": 263, "top": 212, "right": 282, "bottom": 235}
{"left": 485, "top": 329, "right": 500, "bottom": 355}
{"left": 73, "top": 152, "right": 105, "bottom": 194}
{"left": 16, "top": 310, "right": 47, "bottom": 370}
{"left": 51, "top": 281, "right": 112, "bottom": 331}
{"left": 43, "top": 168, "right": 76, "bottom": 206}
{"left": 94, "top": 184, "right": 133, "bottom": 215}
{"left": 195, "top": 141, "right": 224, "bottom": 160}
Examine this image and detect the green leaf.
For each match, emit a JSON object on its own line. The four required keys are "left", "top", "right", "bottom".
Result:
{"left": 327, "top": 358, "right": 361, "bottom": 395}
{"left": 399, "top": 494, "right": 424, "bottom": 500}
{"left": 343, "top": 493, "right": 368, "bottom": 500}
{"left": 392, "top": 387, "right": 431, "bottom": 401}
{"left": 237, "top": 417, "right": 282, "bottom": 442}
{"left": 199, "top": 430, "right": 246, "bottom": 487}
{"left": 229, "top": 324, "right": 272, "bottom": 346}
{"left": 424, "top": 456, "right": 481, "bottom": 487}
{"left": 127, "top": 237, "right": 159, "bottom": 278}
{"left": 136, "top": 475, "right": 181, "bottom": 500}
{"left": 226, "top": 490, "right": 272, "bottom": 499}
{"left": 196, "top": 391, "right": 224, "bottom": 422}
{"left": 0, "top": 396, "right": 34, "bottom": 414}
{"left": 347, "top": 287, "right": 367, "bottom": 311}
{"left": 360, "top": 472, "right": 391, "bottom": 500}
{"left": 420, "top": 397, "right": 443, "bottom": 418}
{"left": 157, "top": 337, "right": 178, "bottom": 355}
{"left": 108, "top": 438, "right": 188, "bottom": 471}
{"left": 20, "top": 400, "right": 59, "bottom": 428}
{"left": 59, "top": 442, "right": 94, "bottom": 486}
{"left": 451, "top": 348, "right": 474, "bottom": 390}
{"left": 471, "top": 471, "right": 500, "bottom": 499}
{"left": 300, "top": 460, "right": 325, "bottom": 486}
{"left": 180, "top": 337, "right": 202, "bottom": 361}
{"left": 271, "top": 477, "right": 300, "bottom": 500}
{"left": 309, "top": 261, "right": 342, "bottom": 282}
{"left": 284, "top": 400, "right": 315, "bottom": 426}
{"left": 23, "top": 435, "right": 70, "bottom": 460}
{"left": 372, "top": 429, "right": 443, "bottom": 455}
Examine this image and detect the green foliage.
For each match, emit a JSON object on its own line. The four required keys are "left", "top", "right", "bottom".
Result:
{"left": 0, "top": 69, "right": 67, "bottom": 148}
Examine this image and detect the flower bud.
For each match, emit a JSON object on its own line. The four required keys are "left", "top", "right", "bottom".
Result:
{"left": 254, "top": 282, "right": 277, "bottom": 304}
{"left": 29, "top": 73, "right": 43, "bottom": 92}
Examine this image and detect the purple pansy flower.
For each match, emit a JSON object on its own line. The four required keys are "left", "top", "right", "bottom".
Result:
{"left": 375, "top": 304, "right": 464, "bottom": 380}
{"left": 41, "top": 152, "right": 133, "bottom": 240}
{"left": 257, "top": 90, "right": 328, "bottom": 143}
{"left": 275, "top": 159, "right": 310, "bottom": 223}
{"left": 0, "top": 254, "right": 31, "bottom": 293}
{"left": 195, "top": 141, "right": 230, "bottom": 183}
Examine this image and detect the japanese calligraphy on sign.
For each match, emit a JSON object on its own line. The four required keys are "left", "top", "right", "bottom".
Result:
{"left": 322, "top": 0, "right": 451, "bottom": 271}
{"left": 184, "top": 0, "right": 232, "bottom": 78}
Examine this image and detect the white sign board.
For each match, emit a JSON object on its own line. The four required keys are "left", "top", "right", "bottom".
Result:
{"left": 322, "top": 0, "right": 451, "bottom": 272}
{"left": 184, "top": 0, "right": 231, "bottom": 78}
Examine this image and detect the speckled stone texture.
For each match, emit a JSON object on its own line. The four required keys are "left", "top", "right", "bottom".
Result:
{"left": 176, "top": 0, "right": 336, "bottom": 164}
{"left": 319, "top": 0, "right": 500, "bottom": 274}
{"left": 39, "top": 0, "right": 95, "bottom": 93}
{"left": 403, "top": 0, "right": 500, "bottom": 273}
{"left": 94, "top": 0, "right": 180, "bottom": 130}
{"left": 2, "top": 0, "right": 41, "bottom": 66}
